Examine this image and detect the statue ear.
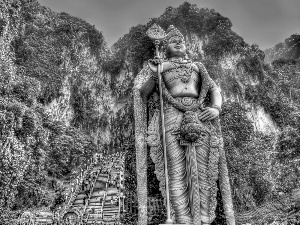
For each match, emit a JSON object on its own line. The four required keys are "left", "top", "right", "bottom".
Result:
{"left": 164, "top": 46, "right": 171, "bottom": 59}
{"left": 184, "top": 50, "right": 190, "bottom": 61}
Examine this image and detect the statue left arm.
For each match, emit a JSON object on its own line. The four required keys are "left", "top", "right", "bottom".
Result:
{"left": 195, "top": 62, "right": 222, "bottom": 121}
{"left": 198, "top": 87, "right": 222, "bottom": 121}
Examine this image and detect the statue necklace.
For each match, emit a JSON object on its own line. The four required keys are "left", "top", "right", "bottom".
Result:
{"left": 169, "top": 59, "right": 193, "bottom": 83}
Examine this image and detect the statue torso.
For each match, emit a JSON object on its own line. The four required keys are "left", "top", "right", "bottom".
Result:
{"left": 161, "top": 62, "right": 200, "bottom": 98}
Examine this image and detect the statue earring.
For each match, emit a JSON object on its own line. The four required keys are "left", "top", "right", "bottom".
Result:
{"left": 184, "top": 51, "right": 190, "bottom": 61}
{"left": 163, "top": 48, "right": 167, "bottom": 61}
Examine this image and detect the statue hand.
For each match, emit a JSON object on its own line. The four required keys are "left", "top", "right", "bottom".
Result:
{"left": 148, "top": 58, "right": 162, "bottom": 73}
{"left": 198, "top": 107, "right": 219, "bottom": 121}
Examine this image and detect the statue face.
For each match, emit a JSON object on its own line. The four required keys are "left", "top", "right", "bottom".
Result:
{"left": 166, "top": 36, "right": 186, "bottom": 58}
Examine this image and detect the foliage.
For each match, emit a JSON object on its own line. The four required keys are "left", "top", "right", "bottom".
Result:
{"left": 0, "top": 1, "right": 101, "bottom": 222}
{"left": 147, "top": 147, "right": 162, "bottom": 197}
{"left": 12, "top": 0, "right": 109, "bottom": 107}
{"left": 120, "top": 211, "right": 138, "bottom": 225}
{"left": 212, "top": 181, "right": 227, "bottom": 224}
{"left": 148, "top": 206, "right": 166, "bottom": 225}
{"left": 150, "top": 2, "right": 247, "bottom": 60}
{"left": 221, "top": 101, "right": 275, "bottom": 212}
{"left": 272, "top": 126, "right": 300, "bottom": 194}
{"left": 121, "top": 146, "right": 138, "bottom": 225}
{"left": 124, "top": 145, "right": 137, "bottom": 193}
{"left": 265, "top": 33, "right": 300, "bottom": 64}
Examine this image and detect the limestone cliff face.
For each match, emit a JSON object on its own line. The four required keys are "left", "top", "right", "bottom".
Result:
{"left": 264, "top": 33, "right": 300, "bottom": 64}
{"left": 0, "top": 0, "right": 130, "bottom": 216}
{"left": 10, "top": 0, "right": 127, "bottom": 148}
{"left": 248, "top": 105, "right": 278, "bottom": 134}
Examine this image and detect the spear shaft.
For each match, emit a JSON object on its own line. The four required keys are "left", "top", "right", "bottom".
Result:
{"left": 146, "top": 24, "right": 173, "bottom": 224}
{"left": 154, "top": 40, "right": 173, "bottom": 224}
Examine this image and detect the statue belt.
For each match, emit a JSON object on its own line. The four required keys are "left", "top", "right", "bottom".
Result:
{"left": 166, "top": 96, "right": 201, "bottom": 111}
{"left": 175, "top": 97, "right": 197, "bottom": 107}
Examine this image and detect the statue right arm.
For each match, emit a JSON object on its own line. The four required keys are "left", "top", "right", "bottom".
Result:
{"left": 137, "top": 59, "right": 163, "bottom": 98}
{"left": 139, "top": 72, "right": 156, "bottom": 99}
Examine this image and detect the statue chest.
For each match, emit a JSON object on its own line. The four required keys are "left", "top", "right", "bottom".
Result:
{"left": 162, "top": 67, "right": 200, "bottom": 97}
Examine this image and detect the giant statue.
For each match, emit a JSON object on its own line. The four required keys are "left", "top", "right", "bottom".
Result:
{"left": 133, "top": 24, "right": 235, "bottom": 225}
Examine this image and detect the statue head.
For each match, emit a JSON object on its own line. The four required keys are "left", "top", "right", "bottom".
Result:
{"left": 164, "top": 25, "right": 186, "bottom": 59}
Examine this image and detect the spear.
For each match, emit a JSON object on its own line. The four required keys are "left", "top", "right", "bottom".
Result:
{"left": 146, "top": 23, "right": 173, "bottom": 224}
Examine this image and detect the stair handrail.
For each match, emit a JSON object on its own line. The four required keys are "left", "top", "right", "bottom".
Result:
{"left": 79, "top": 165, "right": 102, "bottom": 224}
{"left": 59, "top": 156, "right": 97, "bottom": 221}
{"left": 102, "top": 155, "right": 117, "bottom": 221}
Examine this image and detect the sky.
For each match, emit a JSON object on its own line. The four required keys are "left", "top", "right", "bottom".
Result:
{"left": 37, "top": 0, "right": 300, "bottom": 50}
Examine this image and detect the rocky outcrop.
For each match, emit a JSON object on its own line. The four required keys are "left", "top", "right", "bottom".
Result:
{"left": 265, "top": 34, "right": 300, "bottom": 64}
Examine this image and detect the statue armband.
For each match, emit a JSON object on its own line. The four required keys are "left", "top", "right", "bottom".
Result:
{"left": 149, "top": 68, "right": 158, "bottom": 83}
{"left": 211, "top": 105, "right": 222, "bottom": 113}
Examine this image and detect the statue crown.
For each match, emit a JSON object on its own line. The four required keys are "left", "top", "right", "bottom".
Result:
{"left": 164, "top": 25, "right": 184, "bottom": 43}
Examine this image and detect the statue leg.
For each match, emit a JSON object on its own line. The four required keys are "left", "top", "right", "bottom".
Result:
{"left": 166, "top": 130, "right": 192, "bottom": 224}
{"left": 196, "top": 139, "right": 217, "bottom": 224}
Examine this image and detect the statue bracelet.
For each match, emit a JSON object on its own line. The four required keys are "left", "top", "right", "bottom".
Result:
{"left": 211, "top": 105, "right": 222, "bottom": 113}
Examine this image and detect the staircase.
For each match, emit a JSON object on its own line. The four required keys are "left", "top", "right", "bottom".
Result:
{"left": 60, "top": 152, "right": 125, "bottom": 225}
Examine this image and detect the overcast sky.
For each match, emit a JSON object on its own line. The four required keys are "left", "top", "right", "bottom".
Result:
{"left": 37, "top": 0, "right": 300, "bottom": 50}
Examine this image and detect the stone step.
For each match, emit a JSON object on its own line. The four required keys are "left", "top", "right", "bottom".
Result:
{"left": 86, "top": 209, "right": 103, "bottom": 213}
{"left": 85, "top": 213, "right": 102, "bottom": 217}
{"left": 91, "top": 167, "right": 101, "bottom": 172}
{"left": 73, "top": 200, "right": 84, "bottom": 205}
{"left": 86, "top": 205, "right": 102, "bottom": 209}
{"left": 87, "top": 203, "right": 102, "bottom": 207}
{"left": 96, "top": 177, "right": 108, "bottom": 181}
{"left": 102, "top": 206, "right": 119, "bottom": 210}
{"left": 76, "top": 193, "right": 88, "bottom": 199}
{"left": 88, "top": 199, "right": 103, "bottom": 203}
{"left": 106, "top": 188, "right": 118, "bottom": 196}
{"left": 102, "top": 208, "right": 119, "bottom": 211}
{"left": 93, "top": 181, "right": 106, "bottom": 189}
{"left": 103, "top": 215, "right": 119, "bottom": 220}
{"left": 98, "top": 173, "right": 109, "bottom": 178}
{"left": 103, "top": 203, "right": 119, "bottom": 208}
{"left": 102, "top": 208, "right": 119, "bottom": 212}
{"left": 90, "top": 190, "right": 105, "bottom": 197}
{"left": 87, "top": 213, "right": 102, "bottom": 218}
{"left": 103, "top": 211, "right": 119, "bottom": 215}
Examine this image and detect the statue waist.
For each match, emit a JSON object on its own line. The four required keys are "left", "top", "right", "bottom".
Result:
{"left": 164, "top": 96, "right": 201, "bottom": 111}
{"left": 169, "top": 86, "right": 199, "bottom": 98}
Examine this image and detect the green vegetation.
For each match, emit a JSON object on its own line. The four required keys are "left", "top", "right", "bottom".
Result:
{"left": 265, "top": 33, "right": 300, "bottom": 64}
{"left": 0, "top": 0, "right": 106, "bottom": 223}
